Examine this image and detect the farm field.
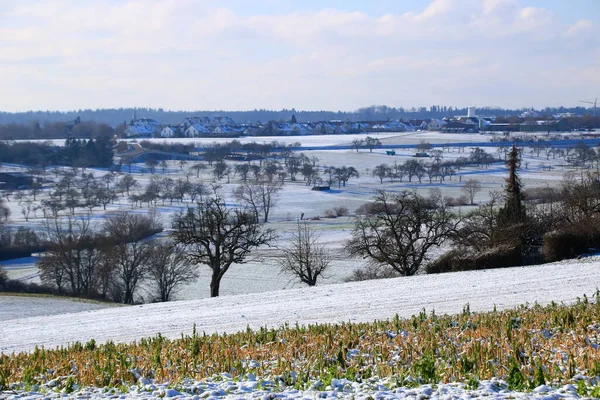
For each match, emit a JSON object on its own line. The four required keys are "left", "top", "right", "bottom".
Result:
{"left": 0, "top": 294, "right": 116, "bottom": 321}
{"left": 2, "top": 254, "right": 600, "bottom": 354}
{"left": 1, "top": 256, "right": 599, "bottom": 399}
{"left": 1, "top": 132, "right": 600, "bottom": 398}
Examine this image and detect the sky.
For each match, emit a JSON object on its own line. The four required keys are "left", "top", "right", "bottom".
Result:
{"left": 0, "top": 0, "right": 598, "bottom": 112}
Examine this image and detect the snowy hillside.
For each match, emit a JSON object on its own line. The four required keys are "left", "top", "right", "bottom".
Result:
{"left": 0, "top": 295, "right": 116, "bottom": 321}
{"left": 2, "top": 255, "right": 599, "bottom": 355}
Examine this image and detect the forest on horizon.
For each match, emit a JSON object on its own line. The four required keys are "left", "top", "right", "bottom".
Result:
{"left": 0, "top": 105, "right": 592, "bottom": 127}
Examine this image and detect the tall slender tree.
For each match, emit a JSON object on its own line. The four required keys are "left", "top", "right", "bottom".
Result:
{"left": 498, "top": 145, "right": 525, "bottom": 224}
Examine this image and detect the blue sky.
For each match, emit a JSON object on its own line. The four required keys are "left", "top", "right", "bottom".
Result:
{"left": 226, "top": 0, "right": 599, "bottom": 24}
{"left": 0, "top": 0, "right": 598, "bottom": 112}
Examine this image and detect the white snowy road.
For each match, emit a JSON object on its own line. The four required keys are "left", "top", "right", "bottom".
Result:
{"left": 1, "top": 256, "right": 599, "bottom": 354}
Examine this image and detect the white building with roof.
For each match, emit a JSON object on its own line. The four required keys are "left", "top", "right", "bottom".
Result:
{"left": 124, "top": 125, "right": 155, "bottom": 137}
{"left": 427, "top": 119, "right": 447, "bottom": 131}
{"left": 185, "top": 124, "right": 211, "bottom": 137}
{"left": 160, "top": 126, "right": 179, "bottom": 138}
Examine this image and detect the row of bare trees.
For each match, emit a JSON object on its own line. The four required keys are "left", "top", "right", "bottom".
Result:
{"left": 37, "top": 212, "right": 197, "bottom": 303}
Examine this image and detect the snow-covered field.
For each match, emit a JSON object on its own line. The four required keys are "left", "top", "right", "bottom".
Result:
{"left": 2, "top": 256, "right": 599, "bottom": 399}
{"left": 0, "top": 294, "right": 115, "bottom": 321}
{"left": 1, "top": 131, "right": 590, "bottom": 301}
{"left": 17, "top": 133, "right": 401, "bottom": 148}
{"left": 2, "top": 255, "right": 598, "bottom": 355}
{"left": 2, "top": 130, "right": 599, "bottom": 399}
{"left": 1, "top": 378, "right": 586, "bottom": 399}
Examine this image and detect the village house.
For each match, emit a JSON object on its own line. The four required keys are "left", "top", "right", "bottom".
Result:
{"left": 185, "top": 124, "right": 211, "bottom": 137}
{"left": 123, "top": 113, "right": 161, "bottom": 138}
{"left": 441, "top": 121, "right": 475, "bottom": 133}
{"left": 124, "top": 124, "right": 156, "bottom": 138}
{"left": 314, "top": 122, "right": 335, "bottom": 134}
{"left": 427, "top": 119, "right": 448, "bottom": 131}
{"left": 160, "top": 126, "right": 179, "bottom": 138}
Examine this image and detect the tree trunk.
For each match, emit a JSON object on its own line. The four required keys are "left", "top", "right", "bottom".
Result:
{"left": 124, "top": 288, "right": 134, "bottom": 304}
{"left": 210, "top": 272, "right": 221, "bottom": 297}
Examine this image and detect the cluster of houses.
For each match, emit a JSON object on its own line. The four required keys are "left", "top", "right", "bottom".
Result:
{"left": 123, "top": 116, "right": 244, "bottom": 138}
{"left": 122, "top": 108, "right": 575, "bottom": 139}
{"left": 123, "top": 116, "right": 478, "bottom": 138}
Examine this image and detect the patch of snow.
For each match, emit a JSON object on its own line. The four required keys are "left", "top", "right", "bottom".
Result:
{"left": 1, "top": 256, "right": 599, "bottom": 354}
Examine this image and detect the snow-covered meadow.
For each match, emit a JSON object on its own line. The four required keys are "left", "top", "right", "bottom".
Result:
{"left": 1, "top": 131, "right": 591, "bottom": 300}
{"left": 2, "top": 254, "right": 599, "bottom": 354}
{"left": 2, "top": 131, "right": 600, "bottom": 399}
{"left": 1, "top": 254, "right": 599, "bottom": 399}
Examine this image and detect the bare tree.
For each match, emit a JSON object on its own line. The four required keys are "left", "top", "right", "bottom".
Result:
{"left": 277, "top": 221, "right": 331, "bottom": 286}
{"left": 234, "top": 180, "right": 282, "bottom": 223}
{"left": 30, "top": 181, "right": 42, "bottom": 201}
{"left": 462, "top": 179, "right": 483, "bottom": 205}
{"left": 212, "top": 160, "right": 228, "bottom": 181}
{"left": 235, "top": 163, "right": 250, "bottom": 181}
{"left": 102, "top": 212, "right": 162, "bottom": 304}
{"left": 101, "top": 173, "right": 116, "bottom": 190}
{"left": 417, "top": 141, "right": 433, "bottom": 153}
{"left": 189, "top": 163, "right": 207, "bottom": 178}
{"left": 188, "top": 182, "right": 208, "bottom": 203}
{"left": 145, "top": 158, "right": 158, "bottom": 174}
{"left": 19, "top": 200, "right": 36, "bottom": 222}
{"left": 364, "top": 136, "right": 381, "bottom": 153}
{"left": 116, "top": 174, "right": 138, "bottom": 196}
{"left": 351, "top": 138, "right": 364, "bottom": 152}
{"left": 146, "top": 241, "right": 199, "bottom": 302}
{"left": 38, "top": 214, "right": 102, "bottom": 296}
{"left": 334, "top": 166, "right": 359, "bottom": 188}
{"left": 373, "top": 164, "right": 391, "bottom": 184}
{"left": 346, "top": 190, "right": 458, "bottom": 276}
{"left": 171, "top": 192, "right": 274, "bottom": 297}
{"left": 0, "top": 198, "right": 10, "bottom": 222}
{"left": 159, "top": 160, "right": 169, "bottom": 174}
{"left": 0, "top": 264, "right": 7, "bottom": 286}
{"left": 94, "top": 186, "right": 117, "bottom": 210}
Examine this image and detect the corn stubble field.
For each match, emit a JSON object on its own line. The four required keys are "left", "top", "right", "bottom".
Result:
{"left": 2, "top": 296, "right": 600, "bottom": 397}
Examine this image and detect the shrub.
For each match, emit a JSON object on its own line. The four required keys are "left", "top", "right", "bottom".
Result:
{"left": 426, "top": 249, "right": 461, "bottom": 274}
{"left": 324, "top": 209, "right": 337, "bottom": 218}
{"left": 543, "top": 229, "right": 600, "bottom": 262}
{"left": 344, "top": 264, "right": 400, "bottom": 282}
{"left": 444, "top": 195, "right": 469, "bottom": 207}
{"left": 324, "top": 207, "right": 349, "bottom": 218}
{"left": 427, "top": 245, "right": 522, "bottom": 274}
{"left": 333, "top": 206, "right": 349, "bottom": 217}
{"left": 355, "top": 201, "right": 387, "bottom": 215}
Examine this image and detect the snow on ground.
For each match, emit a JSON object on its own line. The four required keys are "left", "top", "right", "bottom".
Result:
{"left": 0, "top": 295, "right": 116, "bottom": 321}
{"left": 2, "top": 255, "right": 599, "bottom": 355}
{"left": 2, "top": 378, "right": 586, "bottom": 399}
{"left": 0, "top": 135, "right": 589, "bottom": 301}
{"left": 17, "top": 133, "right": 402, "bottom": 148}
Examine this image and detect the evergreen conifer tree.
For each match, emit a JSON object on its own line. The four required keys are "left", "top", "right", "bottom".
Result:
{"left": 498, "top": 144, "right": 525, "bottom": 225}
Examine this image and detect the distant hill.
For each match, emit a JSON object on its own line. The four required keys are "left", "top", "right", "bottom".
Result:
{"left": 0, "top": 105, "right": 591, "bottom": 126}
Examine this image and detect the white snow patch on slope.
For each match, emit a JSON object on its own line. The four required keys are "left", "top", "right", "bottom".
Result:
{"left": 0, "top": 295, "right": 115, "bottom": 322}
{"left": 2, "top": 256, "right": 599, "bottom": 355}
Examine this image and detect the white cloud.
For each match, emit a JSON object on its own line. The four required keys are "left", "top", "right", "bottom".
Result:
{"left": 0, "top": 0, "right": 598, "bottom": 111}
{"left": 564, "top": 19, "right": 596, "bottom": 38}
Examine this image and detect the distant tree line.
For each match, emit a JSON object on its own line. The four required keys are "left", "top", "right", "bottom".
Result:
{"left": 0, "top": 105, "right": 596, "bottom": 126}
{"left": 0, "top": 137, "right": 114, "bottom": 168}
{"left": 0, "top": 119, "right": 113, "bottom": 140}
